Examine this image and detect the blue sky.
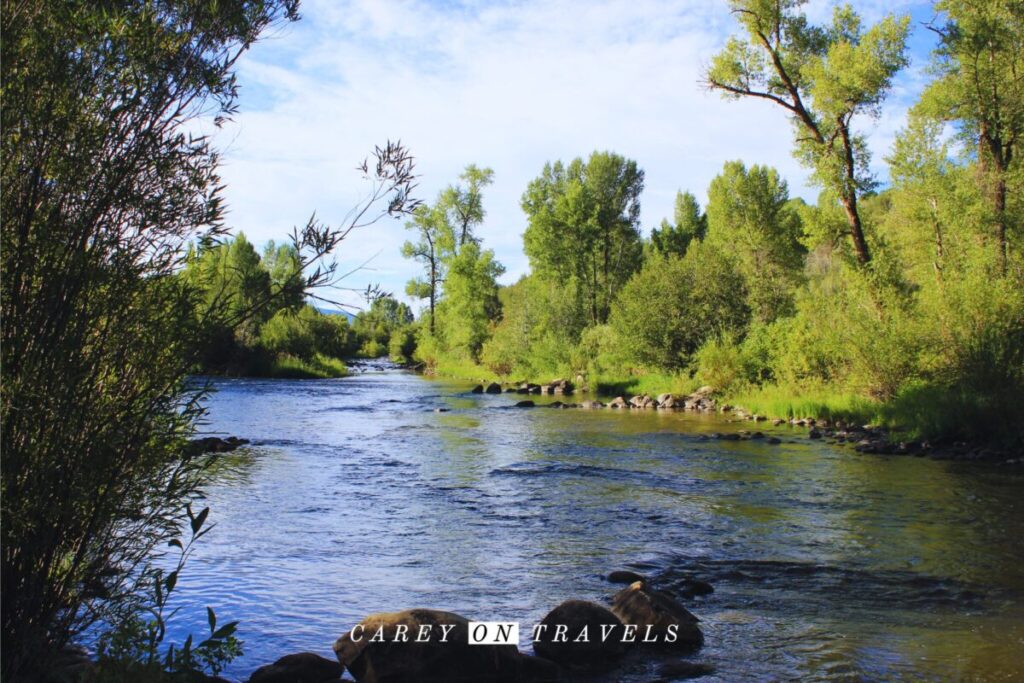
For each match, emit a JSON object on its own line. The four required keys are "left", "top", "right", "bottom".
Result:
{"left": 210, "top": 0, "right": 939, "bottom": 312}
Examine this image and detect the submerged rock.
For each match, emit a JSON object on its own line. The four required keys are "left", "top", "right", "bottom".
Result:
{"left": 579, "top": 400, "right": 605, "bottom": 409}
{"left": 515, "top": 400, "right": 535, "bottom": 408}
{"left": 186, "top": 436, "right": 249, "bottom": 455}
{"left": 484, "top": 382, "right": 503, "bottom": 394}
{"left": 248, "top": 652, "right": 344, "bottom": 683}
{"left": 657, "top": 660, "right": 715, "bottom": 680}
{"left": 533, "top": 600, "right": 628, "bottom": 671}
{"left": 607, "top": 570, "right": 646, "bottom": 585}
{"left": 609, "top": 582, "right": 703, "bottom": 652}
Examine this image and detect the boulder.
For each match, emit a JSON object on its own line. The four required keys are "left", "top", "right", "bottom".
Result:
{"left": 609, "top": 582, "right": 703, "bottom": 652}
{"left": 334, "top": 609, "right": 551, "bottom": 682}
{"left": 248, "top": 652, "right": 345, "bottom": 683}
{"left": 550, "top": 379, "right": 574, "bottom": 395}
{"left": 528, "top": 384, "right": 542, "bottom": 394}
{"left": 471, "top": 385, "right": 484, "bottom": 394}
{"left": 515, "top": 400, "right": 535, "bottom": 408}
{"left": 579, "top": 400, "right": 605, "bottom": 409}
{"left": 656, "top": 393, "right": 674, "bottom": 406}
{"left": 484, "top": 383, "right": 503, "bottom": 394}
{"left": 658, "top": 395, "right": 678, "bottom": 409}
{"left": 532, "top": 600, "right": 628, "bottom": 671}
{"left": 608, "top": 396, "right": 628, "bottom": 409}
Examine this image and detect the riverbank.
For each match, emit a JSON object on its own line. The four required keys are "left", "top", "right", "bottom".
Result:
{"left": 423, "top": 360, "right": 1022, "bottom": 462}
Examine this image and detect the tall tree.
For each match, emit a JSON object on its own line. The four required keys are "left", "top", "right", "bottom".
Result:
{"left": 436, "top": 242, "right": 505, "bottom": 360}
{"left": 402, "top": 204, "right": 453, "bottom": 334}
{"left": 440, "top": 164, "right": 494, "bottom": 247}
{"left": 705, "top": 0, "right": 909, "bottom": 266}
{"left": 650, "top": 190, "right": 707, "bottom": 257}
{"left": 921, "top": 0, "right": 1024, "bottom": 274}
{"left": 522, "top": 151, "right": 644, "bottom": 327}
{"left": 705, "top": 161, "right": 805, "bottom": 321}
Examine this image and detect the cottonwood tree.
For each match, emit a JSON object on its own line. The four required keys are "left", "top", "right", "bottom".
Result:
{"left": 522, "top": 151, "right": 644, "bottom": 329}
{"left": 1, "top": 1, "right": 420, "bottom": 678}
{"left": 705, "top": 0, "right": 909, "bottom": 266}
{"left": 441, "top": 164, "right": 495, "bottom": 247}
{"left": 650, "top": 190, "right": 707, "bottom": 258}
{"left": 402, "top": 204, "right": 453, "bottom": 334}
{"left": 920, "top": 0, "right": 1024, "bottom": 275}
{"left": 705, "top": 161, "right": 805, "bottom": 322}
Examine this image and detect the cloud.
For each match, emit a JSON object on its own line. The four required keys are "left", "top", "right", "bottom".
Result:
{"left": 212, "top": 0, "right": 935, "bottom": 310}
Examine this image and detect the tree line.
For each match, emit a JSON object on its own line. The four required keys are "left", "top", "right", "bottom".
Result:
{"left": 400, "top": 0, "right": 1023, "bottom": 447}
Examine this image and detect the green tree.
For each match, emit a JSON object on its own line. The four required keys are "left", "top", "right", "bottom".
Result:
{"left": 436, "top": 242, "right": 505, "bottom": 360}
{"left": 0, "top": 2, "right": 420, "bottom": 677}
{"left": 706, "top": 0, "right": 910, "bottom": 266}
{"left": 522, "top": 151, "right": 644, "bottom": 328}
{"left": 920, "top": 0, "right": 1024, "bottom": 274}
{"left": 610, "top": 244, "right": 750, "bottom": 370}
{"left": 650, "top": 190, "right": 707, "bottom": 257}
{"left": 402, "top": 204, "right": 453, "bottom": 334}
{"left": 262, "top": 240, "right": 305, "bottom": 312}
{"left": 440, "top": 164, "right": 494, "bottom": 247}
{"left": 705, "top": 161, "right": 805, "bottom": 321}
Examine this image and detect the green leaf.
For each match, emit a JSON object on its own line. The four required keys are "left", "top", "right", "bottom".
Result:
{"left": 191, "top": 506, "right": 210, "bottom": 535}
{"left": 207, "top": 606, "right": 216, "bottom": 633}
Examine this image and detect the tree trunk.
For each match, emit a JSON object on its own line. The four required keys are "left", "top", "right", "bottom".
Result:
{"left": 994, "top": 175, "right": 1008, "bottom": 275}
{"left": 840, "top": 194, "right": 871, "bottom": 266}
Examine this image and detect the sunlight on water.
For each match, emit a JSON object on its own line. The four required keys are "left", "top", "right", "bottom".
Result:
{"left": 167, "top": 367, "right": 1024, "bottom": 681}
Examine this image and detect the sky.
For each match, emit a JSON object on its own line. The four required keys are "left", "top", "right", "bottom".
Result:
{"left": 209, "top": 0, "right": 940, "bottom": 312}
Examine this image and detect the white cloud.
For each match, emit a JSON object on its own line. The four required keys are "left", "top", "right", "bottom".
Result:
{"left": 212, "top": 0, "right": 934, "bottom": 311}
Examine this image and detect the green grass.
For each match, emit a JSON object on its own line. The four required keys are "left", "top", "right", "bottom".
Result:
{"left": 726, "top": 383, "right": 877, "bottom": 423}
{"left": 592, "top": 370, "right": 699, "bottom": 398}
{"left": 430, "top": 356, "right": 502, "bottom": 383}
{"left": 266, "top": 354, "right": 348, "bottom": 379}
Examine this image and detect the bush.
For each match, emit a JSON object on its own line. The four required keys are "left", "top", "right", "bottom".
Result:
{"left": 610, "top": 244, "right": 750, "bottom": 371}
{"left": 388, "top": 325, "right": 418, "bottom": 363}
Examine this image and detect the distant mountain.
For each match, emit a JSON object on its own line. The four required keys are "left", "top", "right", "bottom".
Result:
{"left": 316, "top": 307, "right": 355, "bottom": 323}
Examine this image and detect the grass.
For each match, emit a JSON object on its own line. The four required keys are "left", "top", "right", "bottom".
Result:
{"left": 266, "top": 354, "right": 348, "bottom": 379}
{"left": 430, "top": 357, "right": 503, "bottom": 383}
{"left": 726, "top": 383, "right": 878, "bottom": 423}
{"left": 592, "top": 370, "right": 699, "bottom": 398}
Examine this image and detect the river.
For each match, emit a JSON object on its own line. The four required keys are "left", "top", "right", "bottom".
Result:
{"left": 169, "top": 365, "right": 1024, "bottom": 681}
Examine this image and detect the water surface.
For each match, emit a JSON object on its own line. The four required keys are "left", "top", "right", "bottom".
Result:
{"left": 170, "top": 366, "right": 1024, "bottom": 681}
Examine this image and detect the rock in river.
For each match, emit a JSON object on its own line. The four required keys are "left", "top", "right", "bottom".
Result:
{"left": 607, "top": 570, "right": 646, "bottom": 585}
{"left": 334, "top": 609, "right": 558, "bottom": 682}
{"left": 484, "top": 382, "right": 503, "bottom": 394}
{"left": 610, "top": 582, "right": 703, "bottom": 652}
{"left": 471, "top": 385, "right": 484, "bottom": 394}
{"left": 533, "top": 600, "right": 628, "bottom": 671}
{"left": 248, "top": 652, "right": 345, "bottom": 683}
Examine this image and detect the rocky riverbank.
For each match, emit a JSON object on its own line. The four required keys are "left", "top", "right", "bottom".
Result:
{"left": 467, "top": 380, "right": 1022, "bottom": 467}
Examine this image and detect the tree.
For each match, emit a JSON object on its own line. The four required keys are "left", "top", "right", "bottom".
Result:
{"left": 650, "top": 191, "right": 706, "bottom": 257}
{"left": 402, "top": 204, "right": 453, "bottom": 334}
{"left": 262, "top": 240, "right": 306, "bottom": 312}
{"left": 610, "top": 244, "right": 750, "bottom": 370}
{"left": 706, "top": 0, "right": 909, "bottom": 266}
{"left": 920, "top": 0, "right": 1024, "bottom": 274}
{"left": 705, "top": 161, "right": 805, "bottom": 321}
{"left": 440, "top": 164, "right": 494, "bottom": 247}
{"left": 1, "top": 1, "right": 420, "bottom": 677}
{"left": 522, "top": 151, "right": 644, "bottom": 328}
{"left": 436, "top": 242, "right": 505, "bottom": 360}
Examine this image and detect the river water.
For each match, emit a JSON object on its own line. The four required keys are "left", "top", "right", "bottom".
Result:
{"left": 170, "top": 365, "right": 1024, "bottom": 681}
